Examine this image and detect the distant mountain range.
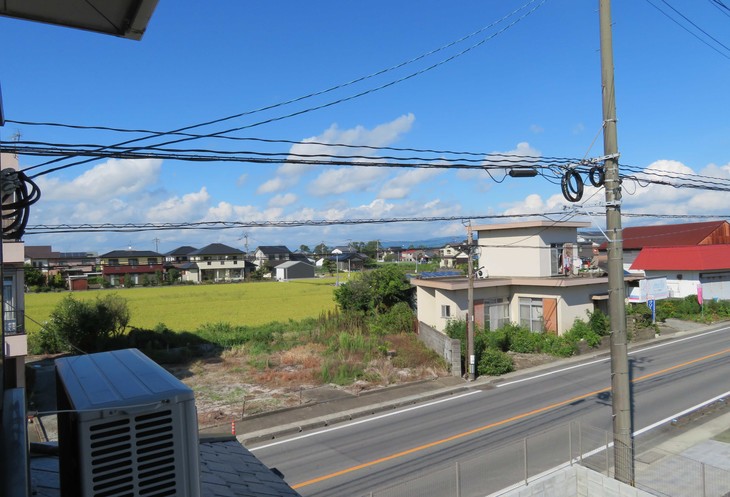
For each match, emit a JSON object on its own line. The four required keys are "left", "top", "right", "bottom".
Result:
{"left": 378, "top": 236, "right": 467, "bottom": 249}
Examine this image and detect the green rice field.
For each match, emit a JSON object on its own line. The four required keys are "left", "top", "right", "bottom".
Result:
{"left": 24, "top": 278, "right": 338, "bottom": 334}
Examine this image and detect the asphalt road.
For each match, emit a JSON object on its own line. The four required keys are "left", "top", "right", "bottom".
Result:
{"left": 251, "top": 325, "right": 730, "bottom": 497}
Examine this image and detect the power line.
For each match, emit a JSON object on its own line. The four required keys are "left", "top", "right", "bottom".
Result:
{"left": 17, "top": 0, "right": 548, "bottom": 177}
{"left": 23, "top": 211, "right": 730, "bottom": 236}
{"left": 643, "top": 0, "right": 730, "bottom": 59}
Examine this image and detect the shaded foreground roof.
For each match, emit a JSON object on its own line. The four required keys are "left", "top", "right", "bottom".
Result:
{"left": 630, "top": 245, "right": 730, "bottom": 271}
{"left": 30, "top": 437, "right": 302, "bottom": 497}
{"left": 604, "top": 221, "right": 730, "bottom": 250}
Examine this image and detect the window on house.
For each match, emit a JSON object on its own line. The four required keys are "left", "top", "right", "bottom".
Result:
{"left": 484, "top": 298, "right": 510, "bottom": 330}
{"left": 128, "top": 258, "right": 139, "bottom": 266}
{"left": 519, "top": 297, "right": 544, "bottom": 332}
{"left": 4, "top": 276, "right": 18, "bottom": 334}
{"left": 148, "top": 258, "right": 158, "bottom": 265}
{"left": 108, "top": 259, "right": 119, "bottom": 266}
{"left": 441, "top": 305, "right": 452, "bottom": 319}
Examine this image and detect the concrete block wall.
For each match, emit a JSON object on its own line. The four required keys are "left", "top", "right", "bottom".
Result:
{"left": 494, "top": 466, "right": 654, "bottom": 497}
{"left": 417, "top": 322, "right": 462, "bottom": 377}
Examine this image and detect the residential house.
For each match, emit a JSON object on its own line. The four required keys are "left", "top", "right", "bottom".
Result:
{"left": 599, "top": 220, "right": 730, "bottom": 270}
{"left": 24, "top": 245, "right": 58, "bottom": 272}
{"left": 165, "top": 245, "right": 198, "bottom": 264}
{"left": 185, "top": 243, "right": 253, "bottom": 283}
{"left": 275, "top": 260, "right": 316, "bottom": 281}
{"left": 439, "top": 244, "right": 469, "bottom": 268}
{"left": 254, "top": 245, "right": 292, "bottom": 268}
{"left": 1, "top": 153, "right": 27, "bottom": 389}
{"left": 630, "top": 245, "right": 730, "bottom": 300}
{"left": 329, "top": 252, "right": 366, "bottom": 272}
{"left": 331, "top": 245, "right": 357, "bottom": 255}
{"left": 413, "top": 221, "right": 634, "bottom": 335}
{"left": 383, "top": 246, "right": 404, "bottom": 262}
{"left": 100, "top": 250, "right": 164, "bottom": 287}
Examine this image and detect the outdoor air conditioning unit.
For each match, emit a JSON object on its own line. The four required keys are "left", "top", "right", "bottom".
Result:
{"left": 55, "top": 348, "right": 201, "bottom": 497}
{"left": 476, "top": 268, "right": 489, "bottom": 279}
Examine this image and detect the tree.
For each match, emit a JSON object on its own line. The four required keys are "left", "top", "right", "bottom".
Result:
{"left": 314, "top": 243, "right": 329, "bottom": 256}
{"left": 334, "top": 265, "right": 412, "bottom": 314}
{"left": 39, "top": 294, "right": 131, "bottom": 353}
{"left": 299, "top": 244, "right": 311, "bottom": 253}
{"left": 322, "top": 258, "right": 334, "bottom": 275}
{"left": 24, "top": 264, "right": 45, "bottom": 287}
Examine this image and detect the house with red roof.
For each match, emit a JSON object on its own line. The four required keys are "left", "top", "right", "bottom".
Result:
{"left": 600, "top": 220, "right": 730, "bottom": 269}
{"left": 630, "top": 245, "right": 730, "bottom": 299}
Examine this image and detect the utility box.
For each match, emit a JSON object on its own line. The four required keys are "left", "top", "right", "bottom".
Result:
{"left": 55, "top": 348, "right": 200, "bottom": 497}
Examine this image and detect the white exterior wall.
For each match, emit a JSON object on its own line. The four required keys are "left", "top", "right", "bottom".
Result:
{"left": 644, "top": 270, "right": 700, "bottom": 299}
{"left": 417, "top": 281, "right": 603, "bottom": 334}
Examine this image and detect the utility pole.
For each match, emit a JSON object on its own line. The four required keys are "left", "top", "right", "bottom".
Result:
{"left": 466, "top": 221, "right": 475, "bottom": 381}
{"left": 153, "top": 237, "right": 160, "bottom": 253}
{"left": 599, "top": 0, "right": 634, "bottom": 485}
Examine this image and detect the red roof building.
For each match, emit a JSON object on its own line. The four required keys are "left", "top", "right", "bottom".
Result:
{"left": 630, "top": 245, "right": 730, "bottom": 271}
{"left": 601, "top": 220, "right": 730, "bottom": 250}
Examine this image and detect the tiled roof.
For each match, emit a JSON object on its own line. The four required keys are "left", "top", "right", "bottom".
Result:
{"left": 603, "top": 221, "right": 729, "bottom": 250}
{"left": 256, "top": 245, "right": 291, "bottom": 255}
{"left": 191, "top": 243, "right": 244, "bottom": 256}
{"left": 165, "top": 245, "right": 198, "bottom": 256}
{"left": 30, "top": 437, "right": 302, "bottom": 497}
{"left": 101, "top": 250, "right": 162, "bottom": 258}
{"left": 25, "top": 246, "right": 59, "bottom": 259}
{"left": 630, "top": 245, "right": 730, "bottom": 271}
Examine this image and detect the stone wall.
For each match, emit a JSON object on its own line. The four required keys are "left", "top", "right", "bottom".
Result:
{"left": 418, "top": 322, "right": 462, "bottom": 377}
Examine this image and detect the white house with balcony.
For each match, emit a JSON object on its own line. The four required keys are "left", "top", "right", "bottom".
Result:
{"left": 413, "top": 221, "right": 630, "bottom": 335}
{"left": 184, "top": 243, "right": 253, "bottom": 283}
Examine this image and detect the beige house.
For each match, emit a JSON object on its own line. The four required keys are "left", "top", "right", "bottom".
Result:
{"left": 414, "top": 221, "right": 622, "bottom": 335}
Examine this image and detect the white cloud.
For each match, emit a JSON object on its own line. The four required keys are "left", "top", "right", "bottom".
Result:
{"left": 530, "top": 124, "right": 544, "bottom": 134}
{"left": 148, "top": 187, "right": 210, "bottom": 222}
{"left": 268, "top": 193, "right": 297, "bottom": 207}
{"left": 36, "top": 158, "right": 162, "bottom": 201}
{"left": 309, "top": 168, "right": 387, "bottom": 196}
{"left": 236, "top": 174, "right": 248, "bottom": 187}
{"left": 256, "top": 114, "right": 415, "bottom": 194}
{"left": 379, "top": 169, "right": 443, "bottom": 199}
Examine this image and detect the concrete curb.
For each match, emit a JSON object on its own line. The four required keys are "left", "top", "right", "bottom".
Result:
{"left": 238, "top": 384, "right": 471, "bottom": 445}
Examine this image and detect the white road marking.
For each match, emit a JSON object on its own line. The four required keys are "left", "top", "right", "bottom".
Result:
{"left": 250, "top": 390, "right": 481, "bottom": 451}
{"left": 495, "top": 326, "right": 730, "bottom": 388}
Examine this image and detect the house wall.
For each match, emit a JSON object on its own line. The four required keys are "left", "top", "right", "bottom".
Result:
{"left": 416, "top": 281, "right": 604, "bottom": 335}
{"left": 478, "top": 226, "right": 580, "bottom": 278}
{"left": 276, "top": 263, "right": 314, "bottom": 280}
{"left": 642, "top": 270, "right": 704, "bottom": 299}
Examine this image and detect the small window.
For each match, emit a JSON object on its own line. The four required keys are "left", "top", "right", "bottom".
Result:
{"left": 128, "top": 258, "right": 139, "bottom": 266}
{"left": 148, "top": 258, "right": 158, "bottom": 265}
{"left": 677, "top": 274, "right": 683, "bottom": 280}
{"left": 441, "top": 305, "right": 451, "bottom": 319}
{"left": 108, "top": 259, "right": 119, "bottom": 266}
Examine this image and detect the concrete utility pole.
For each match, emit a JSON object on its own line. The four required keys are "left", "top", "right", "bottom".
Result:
{"left": 599, "top": 0, "right": 635, "bottom": 485}
{"left": 467, "top": 221, "right": 475, "bottom": 381}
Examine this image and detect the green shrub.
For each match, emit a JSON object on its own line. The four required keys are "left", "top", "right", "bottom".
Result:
{"left": 542, "top": 334, "right": 577, "bottom": 357}
{"left": 477, "top": 348, "right": 514, "bottom": 376}
{"left": 369, "top": 302, "right": 415, "bottom": 335}
{"left": 504, "top": 324, "right": 540, "bottom": 353}
{"left": 588, "top": 309, "right": 610, "bottom": 336}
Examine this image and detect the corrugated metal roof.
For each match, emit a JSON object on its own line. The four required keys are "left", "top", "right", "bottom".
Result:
{"left": 630, "top": 245, "right": 730, "bottom": 271}
{"left": 603, "top": 221, "right": 729, "bottom": 250}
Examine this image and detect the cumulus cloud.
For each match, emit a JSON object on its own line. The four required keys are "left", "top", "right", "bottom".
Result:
{"left": 256, "top": 114, "right": 415, "bottom": 194}
{"left": 268, "top": 193, "right": 297, "bottom": 207}
{"left": 309, "top": 167, "right": 387, "bottom": 196}
{"left": 36, "top": 158, "right": 162, "bottom": 201}
{"left": 379, "top": 169, "right": 443, "bottom": 199}
{"left": 530, "top": 124, "right": 544, "bottom": 134}
{"left": 148, "top": 187, "right": 210, "bottom": 222}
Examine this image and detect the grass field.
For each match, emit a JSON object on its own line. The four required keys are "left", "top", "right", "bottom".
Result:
{"left": 24, "top": 278, "right": 338, "bottom": 333}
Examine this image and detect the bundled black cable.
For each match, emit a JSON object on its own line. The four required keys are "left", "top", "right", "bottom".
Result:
{"left": 1, "top": 168, "right": 41, "bottom": 240}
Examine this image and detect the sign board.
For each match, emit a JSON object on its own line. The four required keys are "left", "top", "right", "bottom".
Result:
{"left": 647, "top": 299, "right": 656, "bottom": 324}
{"left": 628, "top": 277, "right": 670, "bottom": 303}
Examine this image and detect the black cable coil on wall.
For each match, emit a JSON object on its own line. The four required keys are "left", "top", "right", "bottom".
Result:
{"left": 1, "top": 168, "right": 41, "bottom": 240}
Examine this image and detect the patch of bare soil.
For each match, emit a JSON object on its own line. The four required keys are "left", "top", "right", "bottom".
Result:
{"left": 509, "top": 352, "right": 559, "bottom": 370}
{"left": 168, "top": 343, "right": 450, "bottom": 429}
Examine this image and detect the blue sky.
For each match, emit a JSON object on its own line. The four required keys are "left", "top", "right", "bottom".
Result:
{"left": 0, "top": 0, "right": 728, "bottom": 254}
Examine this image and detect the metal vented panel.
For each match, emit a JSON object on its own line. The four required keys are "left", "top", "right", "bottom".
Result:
{"left": 56, "top": 349, "right": 201, "bottom": 497}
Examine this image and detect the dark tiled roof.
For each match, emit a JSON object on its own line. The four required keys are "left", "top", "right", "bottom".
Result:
{"left": 191, "top": 243, "right": 244, "bottom": 256}
{"left": 101, "top": 250, "right": 162, "bottom": 258}
{"left": 602, "top": 221, "right": 729, "bottom": 250}
{"left": 30, "top": 438, "right": 302, "bottom": 497}
{"left": 165, "top": 245, "right": 198, "bottom": 256}
{"left": 256, "top": 245, "right": 291, "bottom": 255}
{"left": 25, "top": 246, "right": 59, "bottom": 259}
